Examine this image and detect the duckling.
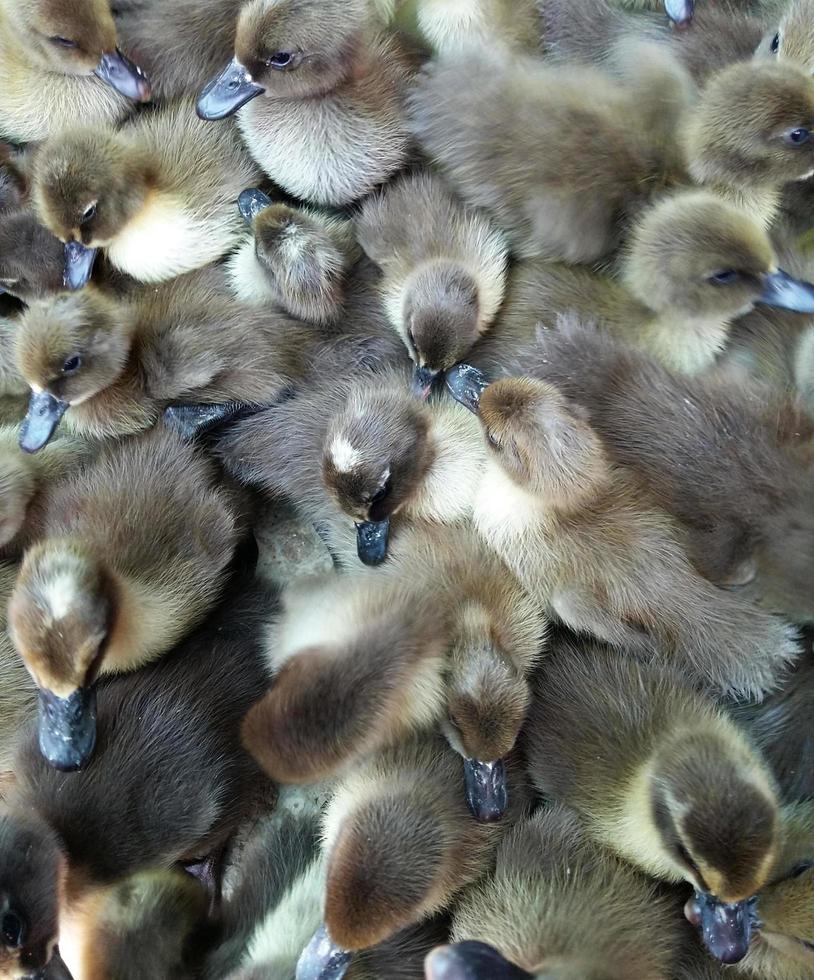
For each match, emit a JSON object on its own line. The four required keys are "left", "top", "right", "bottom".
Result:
{"left": 311, "top": 734, "right": 526, "bottom": 969}
{"left": 355, "top": 171, "right": 509, "bottom": 392}
{"left": 8, "top": 426, "right": 242, "bottom": 770}
{"left": 0, "top": 0, "right": 150, "bottom": 143}
{"left": 429, "top": 804, "right": 683, "bottom": 980}
{"left": 516, "top": 318, "right": 814, "bottom": 622}
{"left": 0, "top": 317, "right": 32, "bottom": 427}
{"left": 0, "top": 573, "right": 275, "bottom": 980}
{"left": 756, "top": 0, "right": 814, "bottom": 74}
{"left": 412, "top": 0, "right": 542, "bottom": 55}
{"left": 447, "top": 369, "right": 799, "bottom": 699}
{"left": 0, "top": 561, "right": 37, "bottom": 780}
{"left": 227, "top": 187, "right": 363, "bottom": 324}
{"left": 32, "top": 100, "right": 260, "bottom": 287}
{"left": 14, "top": 279, "right": 316, "bottom": 449}
{"left": 526, "top": 632, "right": 780, "bottom": 965}
{"left": 483, "top": 189, "right": 814, "bottom": 376}
{"left": 196, "top": 0, "right": 416, "bottom": 207}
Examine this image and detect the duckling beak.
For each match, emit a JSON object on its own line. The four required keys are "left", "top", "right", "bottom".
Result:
{"left": 686, "top": 891, "right": 757, "bottom": 965}
{"left": 412, "top": 365, "right": 439, "bottom": 400}
{"left": 238, "top": 187, "right": 273, "bottom": 225}
{"left": 295, "top": 924, "right": 352, "bottom": 980}
{"left": 356, "top": 518, "right": 390, "bottom": 566}
{"left": 197, "top": 58, "right": 265, "bottom": 120}
{"left": 758, "top": 269, "right": 814, "bottom": 313}
{"left": 445, "top": 364, "right": 491, "bottom": 415}
{"left": 163, "top": 402, "right": 260, "bottom": 441}
{"left": 28, "top": 948, "right": 75, "bottom": 980}
{"left": 20, "top": 392, "right": 69, "bottom": 454}
{"left": 464, "top": 758, "right": 507, "bottom": 823}
{"left": 425, "top": 943, "right": 533, "bottom": 980}
{"left": 665, "top": 0, "right": 694, "bottom": 27}
{"left": 94, "top": 49, "right": 151, "bottom": 102}
{"left": 37, "top": 686, "right": 98, "bottom": 772}
{"left": 63, "top": 241, "right": 98, "bottom": 290}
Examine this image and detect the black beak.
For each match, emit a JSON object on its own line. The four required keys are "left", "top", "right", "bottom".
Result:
{"left": 238, "top": 187, "right": 273, "bottom": 225}
{"left": 163, "top": 402, "right": 261, "bottom": 441}
{"left": 63, "top": 241, "right": 98, "bottom": 290}
{"left": 94, "top": 49, "right": 151, "bottom": 101}
{"left": 464, "top": 758, "right": 507, "bottom": 823}
{"left": 295, "top": 924, "right": 352, "bottom": 980}
{"left": 37, "top": 686, "right": 98, "bottom": 772}
{"left": 758, "top": 269, "right": 814, "bottom": 313}
{"left": 356, "top": 518, "right": 390, "bottom": 566}
{"left": 425, "top": 942, "right": 533, "bottom": 980}
{"left": 412, "top": 365, "right": 439, "bottom": 400}
{"left": 687, "top": 891, "right": 756, "bottom": 965}
{"left": 20, "top": 392, "right": 69, "bottom": 453}
{"left": 445, "top": 363, "right": 491, "bottom": 415}
{"left": 665, "top": 0, "right": 694, "bottom": 27}
{"left": 197, "top": 58, "right": 265, "bottom": 120}
{"left": 27, "top": 948, "right": 75, "bottom": 980}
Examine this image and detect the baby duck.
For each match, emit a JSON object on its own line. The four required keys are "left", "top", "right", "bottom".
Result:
{"left": 447, "top": 368, "right": 799, "bottom": 699}
{"left": 0, "top": 574, "right": 275, "bottom": 980}
{"left": 14, "top": 279, "right": 314, "bottom": 449}
{"left": 196, "top": 0, "right": 415, "bottom": 206}
{"left": 0, "top": 0, "right": 150, "bottom": 143}
{"left": 758, "top": 0, "right": 814, "bottom": 74}
{"left": 526, "top": 633, "right": 781, "bottom": 966}
{"left": 32, "top": 100, "right": 260, "bottom": 287}
{"left": 228, "top": 187, "right": 363, "bottom": 324}
{"left": 8, "top": 426, "right": 241, "bottom": 770}
{"left": 0, "top": 561, "right": 36, "bottom": 782}
{"left": 427, "top": 804, "right": 683, "bottom": 980}
{"left": 355, "top": 171, "right": 509, "bottom": 393}
{"left": 411, "top": 0, "right": 542, "bottom": 56}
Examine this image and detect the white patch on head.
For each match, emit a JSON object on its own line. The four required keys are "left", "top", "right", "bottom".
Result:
{"left": 329, "top": 436, "right": 361, "bottom": 473}
{"left": 43, "top": 575, "right": 78, "bottom": 621}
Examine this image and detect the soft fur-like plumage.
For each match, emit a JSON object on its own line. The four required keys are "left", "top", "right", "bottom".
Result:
{"left": 414, "top": 0, "right": 541, "bottom": 55}
{"left": 0, "top": 561, "right": 36, "bottom": 780}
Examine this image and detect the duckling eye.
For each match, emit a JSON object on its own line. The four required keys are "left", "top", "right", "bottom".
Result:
{"left": 49, "top": 36, "right": 78, "bottom": 48}
{"left": 81, "top": 203, "right": 97, "bottom": 224}
{"left": 786, "top": 128, "right": 812, "bottom": 146}
{"left": 789, "top": 860, "right": 814, "bottom": 879}
{"left": 368, "top": 477, "right": 393, "bottom": 521}
{"left": 266, "top": 51, "right": 293, "bottom": 69}
{"left": 62, "top": 354, "right": 82, "bottom": 375}
{"left": 1, "top": 910, "right": 25, "bottom": 949}
{"left": 707, "top": 269, "right": 741, "bottom": 285}
{"left": 771, "top": 32, "right": 780, "bottom": 54}
{"left": 485, "top": 430, "right": 501, "bottom": 451}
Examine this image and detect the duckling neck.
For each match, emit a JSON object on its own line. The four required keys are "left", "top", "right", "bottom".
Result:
{"left": 711, "top": 184, "right": 781, "bottom": 231}
{"left": 641, "top": 308, "right": 733, "bottom": 375}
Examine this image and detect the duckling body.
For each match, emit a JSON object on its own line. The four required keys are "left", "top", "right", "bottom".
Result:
{"left": 414, "top": 0, "right": 542, "bottom": 55}
{"left": 197, "top": 0, "right": 415, "bottom": 207}
{"left": 0, "top": 561, "right": 36, "bottom": 780}
{"left": 437, "top": 805, "right": 682, "bottom": 980}
{"left": 355, "top": 171, "right": 509, "bottom": 383}
{"left": 8, "top": 426, "right": 241, "bottom": 769}
{"left": 33, "top": 101, "right": 260, "bottom": 285}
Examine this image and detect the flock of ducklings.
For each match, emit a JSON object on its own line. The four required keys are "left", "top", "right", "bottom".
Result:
{"left": 5, "top": 0, "right": 814, "bottom": 978}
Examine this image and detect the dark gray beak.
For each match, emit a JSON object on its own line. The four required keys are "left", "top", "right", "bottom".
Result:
{"left": 425, "top": 943, "right": 533, "bottom": 980}
{"left": 665, "top": 0, "right": 694, "bottom": 27}
{"left": 37, "top": 686, "right": 97, "bottom": 772}
{"left": 295, "top": 924, "right": 352, "bottom": 980}
{"left": 197, "top": 58, "right": 265, "bottom": 120}
{"left": 63, "top": 241, "right": 98, "bottom": 290}
{"left": 238, "top": 188, "right": 273, "bottom": 225}
{"left": 412, "top": 365, "right": 439, "bottom": 400}
{"left": 687, "top": 891, "right": 756, "bottom": 965}
{"left": 464, "top": 758, "right": 507, "bottom": 823}
{"left": 356, "top": 518, "right": 390, "bottom": 566}
{"left": 445, "top": 364, "right": 491, "bottom": 415}
{"left": 94, "top": 49, "right": 151, "bottom": 102}
{"left": 163, "top": 402, "right": 259, "bottom": 441}
{"left": 28, "top": 948, "right": 75, "bottom": 980}
{"left": 758, "top": 269, "right": 814, "bottom": 313}
{"left": 20, "top": 392, "right": 69, "bottom": 453}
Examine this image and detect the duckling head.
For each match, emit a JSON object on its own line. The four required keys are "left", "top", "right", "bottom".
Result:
{"left": 758, "top": 0, "right": 814, "bottom": 75}
{"left": 15, "top": 290, "right": 132, "bottom": 452}
{"left": 3, "top": 0, "right": 150, "bottom": 100}
{"left": 0, "top": 211, "right": 67, "bottom": 301}
{"left": 9, "top": 541, "right": 117, "bottom": 771}
{"left": 33, "top": 132, "right": 151, "bottom": 289}
{"left": 623, "top": 190, "right": 814, "bottom": 321}
{"left": 0, "top": 808, "right": 64, "bottom": 980}
{"left": 322, "top": 383, "right": 436, "bottom": 566}
{"left": 685, "top": 60, "right": 814, "bottom": 189}
{"left": 197, "top": 0, "right": 367, "bottom": 119}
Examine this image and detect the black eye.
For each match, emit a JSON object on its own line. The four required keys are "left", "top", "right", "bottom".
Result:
{"left": 707, "top": 269, "right": 741, "bottom": 285}
{"left": 368, "top": 477, "right": 393, "bottom": 521}
{"left": 62, "top": 355, "right": 82, "bottom": 374}
{"left": 771, "top": 32, "right": 780, "bottom": 53}
{"left": 49, "top": 36, "right": 78, "bottom": 48}
{"left": 266, "top": 51, "right": 293, "bottom": 69}
{"left": 81, "top": 203, "right": 97, "bottom": 223}
{"left": 486, "top": 430, "right": 501, "bottom": 450}
{"left": 1, "top": 911, "right": 25, "bottom": 949}
{"left": 789, "top": 860, "right": 814, "bottom": 879}
{"left": 786, "top": 128, "right": 811, "bottom": 145}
